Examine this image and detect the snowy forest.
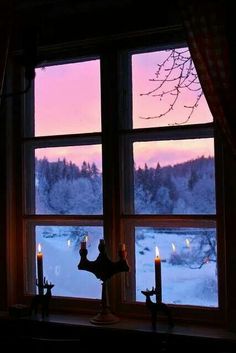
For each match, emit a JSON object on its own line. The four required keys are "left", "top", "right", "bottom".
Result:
{"left": 36, "top": 155, "right": 215, "bottom": 215}
{"left": 35, "top": 155, "right": 217, "bottom": 306}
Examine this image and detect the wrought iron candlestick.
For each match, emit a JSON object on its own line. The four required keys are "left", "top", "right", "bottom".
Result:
{"left": 78, "top": 239, "right": 129, "bottom": 324}
{"left": 30, "top": 278, "right": 54, "bottom": 318}
{"left": 141, "top": 288, "right": 173, "bottom": 330}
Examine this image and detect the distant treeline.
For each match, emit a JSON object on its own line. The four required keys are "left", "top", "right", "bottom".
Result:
{"left": 36, "top": 155, "right": 215, "bottom": 215}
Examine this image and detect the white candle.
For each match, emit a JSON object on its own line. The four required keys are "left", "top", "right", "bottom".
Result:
{"left": 185, "top": 238, "right": 190, "bottom": 248}
{"left": 155, "top": 246, "right": 162, "bottom": 304}
{"left": 37, "top": 243, "right": 44, "bottom": 295}
{"left": 80, "top": 235, "right": 88, "bottom": 249}
{"left": 171, "top": 243, "right": 176, "bottom": 253}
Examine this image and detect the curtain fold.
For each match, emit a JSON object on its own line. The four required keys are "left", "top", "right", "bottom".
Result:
{"left": 179, "top": 0, "right": 236, "bottom": 155}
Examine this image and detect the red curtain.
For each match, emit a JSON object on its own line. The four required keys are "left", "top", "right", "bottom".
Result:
{"left": 179, "top": 0, "right": 236, "bottom": 155}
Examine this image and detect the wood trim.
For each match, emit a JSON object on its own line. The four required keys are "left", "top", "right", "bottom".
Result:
{"left": 6, "top": 26, "right": 227, "bottom": 327}
{"left": 23, "top": 215, "right": 103, "bottom": 221}
{"left": 23, "top": 133, "right": 102, "bottom": 147}
{"left": 120, "top": 123, "right": 214, "bottom": 141}
{"left": 122, "top": 214, "right": 216, "bottom": 223}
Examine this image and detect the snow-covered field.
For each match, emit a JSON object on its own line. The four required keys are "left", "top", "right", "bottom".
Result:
{"left": 135, "top": 228, "right": 218, "bottom": 307}
{"left": 36, "top": 226, "right": 218, "bottom": 307}
{"left": 36, "top": 226, "right": 103, "bottom": 299}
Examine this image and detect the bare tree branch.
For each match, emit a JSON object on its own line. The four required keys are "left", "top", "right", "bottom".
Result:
{"left": 139, "top": 48, "right": 203, "bottom": 125}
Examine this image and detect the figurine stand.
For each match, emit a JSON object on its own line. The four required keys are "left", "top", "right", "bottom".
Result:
{"left": 78, "top": 240, "right": 129, "bottom": 325}
{"left": 30, "top": 278, "right": 54, "bottom": 318}
{"left": 141, "top": 288, "right": 173, "bottom": 330}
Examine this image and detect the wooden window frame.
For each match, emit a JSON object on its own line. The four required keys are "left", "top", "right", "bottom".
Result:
{"left": 21, "top": 55, "right": 105, "bottom": 312}
{"left": 5, "top": 30, "right": 226, "bottom": 325}
{"left": 116, "top": 45, "right": 225, "bottom": 325}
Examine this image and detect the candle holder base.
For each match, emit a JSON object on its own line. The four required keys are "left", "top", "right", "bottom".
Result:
{"left": 90, "top": 309, "right": 120, "bottom": 325}
{"left": 78, "top": 240, "right": 129, "bottom": 325}
{"left": 30, "top": 280, "right": 54, "bottom": 319}
{"left": 142, "top": 288, "right": 173, "bottom": 330}
{"left": 90, "top": 280, "right": 120, "bottom": 325}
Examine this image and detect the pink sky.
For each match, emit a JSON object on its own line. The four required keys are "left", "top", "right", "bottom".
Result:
{"left": 132, "top": 49, "right": 213, "bottom": 128}
{"left": 35, "top": 145, "right": 103, "bottom": 171}
{"left": 35, "top": 59, "right": 101, "bottom": 135}
{"left": 134, "top": 138, "right": 214, "bottom": 168}
{"left": 35, "top": 49, "right": 214, "bottom": 168}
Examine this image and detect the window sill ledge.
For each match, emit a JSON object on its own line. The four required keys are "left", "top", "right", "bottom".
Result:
{"left": 1, "top": 311, "right": 236, "bottom": 350}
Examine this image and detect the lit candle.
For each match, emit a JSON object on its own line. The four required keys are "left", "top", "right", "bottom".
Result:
{"left": 37, "top": 243, "right": 44, "bottom": 295}
{"left": 67, "top": 239, "right": 71, "bottom": 248}
{"left": 171, "top": 243, "right": 176, "bottom": 253}
{"left": 80, "top": 235, "right": 88, "bottom": 249}
{"left": 155, "top": 246, "right": 162, "bottom": 304}
{"left": 185, "top": 238, "right": 190, "bottom": 249}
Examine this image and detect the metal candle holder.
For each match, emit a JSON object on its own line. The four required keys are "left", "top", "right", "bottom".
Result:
{"left": 30, "top": 278, "right": 54, "bottom": 318}
{"left": 141, "top": 288, "right": 173, "bottom": 330}
{"left": 78, "top": 239, "right": 129, "bottom": 324}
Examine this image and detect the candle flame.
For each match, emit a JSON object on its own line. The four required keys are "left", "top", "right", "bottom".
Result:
{"left": 37, "top": 243, "right": 42, "bottom": 253}
{"left": 67, "top": 239, "right": 71, "bottom": 247}
{"left": 84, "top": 235, "right": 88, "bottom": 242}
{"left": 171, "top": 243, "right": 176, "bottom": 252}
{"left": 185, "top": 238, "right": 190, "bottom": 248}
{"left": 155, "top": 246, "right": 160, "bottom": 258}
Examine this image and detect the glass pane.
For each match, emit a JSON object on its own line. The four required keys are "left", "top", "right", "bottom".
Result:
{"left": 134, "top": 138, "right": 215, "bottom": 214}
{"left": 35, "top": 226, "right": 103, "bottom": 299}
{"left": 35, "top": 145, "right": 102, "bottom": 214}
{"left": 35, "top": 60, "right": 101, "bottom": 136}
{"left": 135, "top": 227, "right": 218, "bottom": 307}
{"left": 132, "top": 48, "right": 213, "bottom": 128}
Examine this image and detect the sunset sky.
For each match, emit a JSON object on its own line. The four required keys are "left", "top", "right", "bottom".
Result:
{"left": 35, "top": 48, "right": 214, "bottom": 169}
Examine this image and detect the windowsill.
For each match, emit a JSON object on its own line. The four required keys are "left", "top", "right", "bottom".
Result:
{"left": 1, "top": 311, "right": 236, "bottom": 344}
{"left": 34, "top": 313, "right": 236, "bottom": 339}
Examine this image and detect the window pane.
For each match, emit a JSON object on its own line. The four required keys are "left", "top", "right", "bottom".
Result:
{"left": 132, "top": 48, "right": 213, "bottom": 128}
{"left": 134, "top": 138, "right": 215, "bottom": 214}
{"left": 35, "top": 60, "right": 101, "bottom": 136}
{"left": 135, "top": 227, "right": 218, "bottom": 307}
{"left": 35, "top": 226, "right": 103, "bottom": 299}
{"left": 35, "top": 145, "right": 102, "bottom": 214}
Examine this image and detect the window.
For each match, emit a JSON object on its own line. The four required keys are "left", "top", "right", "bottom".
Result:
{"left": 20, "top": 40, "right": 223, "bottom": 323}
{"left": 120, "top": 46, "right": 221, "bottom": 319}
{"left": 24, "top": 59, "right": 104, "bottom": 299}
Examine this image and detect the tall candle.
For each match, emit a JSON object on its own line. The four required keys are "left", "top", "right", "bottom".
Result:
{"left": 37, "top": 243, "right": 44, "bottom": 295}
{"left": 155, "top": 246, "right": 162, "bottom": 304}
{"left": 185, "top": 238, "right": 190, "bottom": 249}
{"left": 80, "top": 235, "right": 88, "bottom": 249}
{"left": 171, "top": 243, "right": 176, "bottom": 253}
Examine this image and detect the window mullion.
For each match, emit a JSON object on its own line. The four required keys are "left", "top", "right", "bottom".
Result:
{"left": 100, "top": 51, "right": 120, "bottom": 254}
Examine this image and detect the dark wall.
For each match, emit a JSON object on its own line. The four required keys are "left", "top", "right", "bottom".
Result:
{"left": 0, "top": 101, "right": 6, "bottom": 311}
{"left": 11, "top": 0, "right": 182, "bottom": 50}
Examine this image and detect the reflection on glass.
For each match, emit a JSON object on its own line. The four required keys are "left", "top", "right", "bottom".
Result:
{"left": 133, "top": 138, "right": 215, "bottom": 214}
{"left": 35, "top": 145, "right": 103, "bottom": 215}
{"left": 132, "top": 48, "right": 213, "bottom": 128}
{"left": 35, "top": 60, "right": 101, "bottom": 136}
{"left": 135, "top": 227, "right": 218, "bottom": 307}
{"left": 35, "top": 226, "right": 103, "bottom": 299}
